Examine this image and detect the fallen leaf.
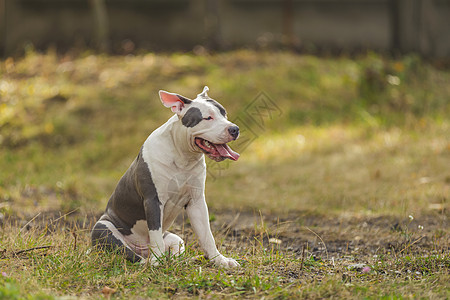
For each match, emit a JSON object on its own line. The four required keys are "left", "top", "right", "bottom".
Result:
{"left": 102, "top": 286, "right": 116, "bottom": 299}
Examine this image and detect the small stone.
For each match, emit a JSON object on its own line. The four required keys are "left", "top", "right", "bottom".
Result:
{"left": 269, "top": 238, "right": 282, "bottom": 245}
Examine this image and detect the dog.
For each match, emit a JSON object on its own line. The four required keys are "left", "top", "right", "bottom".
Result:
{"left": 91, "top": 86, "right": 240, "bottom": 268}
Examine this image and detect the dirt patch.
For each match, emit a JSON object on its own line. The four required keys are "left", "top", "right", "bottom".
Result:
{"left": 208, "top": 210, "right": 448, "bottom": 258}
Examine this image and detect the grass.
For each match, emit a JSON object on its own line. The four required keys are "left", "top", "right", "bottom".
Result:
{"left": 0, "top": 213, "right": 448, "bottom": 299}
{"left": 0, "top": 49, "right": 449, "bottom": 298}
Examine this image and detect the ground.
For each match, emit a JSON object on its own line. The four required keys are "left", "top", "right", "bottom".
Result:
{"left": 1, "top": 208, "right": 448, "bottom": 299}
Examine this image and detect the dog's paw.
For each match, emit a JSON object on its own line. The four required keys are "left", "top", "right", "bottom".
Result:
{"left": 211, "top": 254, "right": 240, "bottom": 268}
{"left": 140, "top": 256, "right": 160, "bottom": 267}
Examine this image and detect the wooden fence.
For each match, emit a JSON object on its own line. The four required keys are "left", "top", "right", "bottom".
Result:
{"left": 1, "top": 0, "right": 449, "bottom": 58}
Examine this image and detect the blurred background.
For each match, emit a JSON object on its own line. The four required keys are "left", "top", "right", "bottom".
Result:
{"left": 1, "top": 4, "right": 449, "bottom": 298}
{"left": 1, "top": 0, "right": 450, "bottom": 58}
{"left": 0, "top": 0, "right": 449, "bottom": 219}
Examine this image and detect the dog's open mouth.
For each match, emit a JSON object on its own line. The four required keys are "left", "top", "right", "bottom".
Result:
{"left": 195, "top": 138, "right": 240, "bottom": 162}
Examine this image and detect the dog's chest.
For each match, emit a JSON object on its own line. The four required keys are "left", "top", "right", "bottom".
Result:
{"left": 158, "top": 171, "right": 203, "bottom": 230}
{"left": 165, "top": 172, "right": 203, "bottom": 207}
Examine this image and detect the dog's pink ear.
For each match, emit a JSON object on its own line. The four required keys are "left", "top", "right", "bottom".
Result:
{"left": 159, "top": 90, "right": 192, "bottom": 114}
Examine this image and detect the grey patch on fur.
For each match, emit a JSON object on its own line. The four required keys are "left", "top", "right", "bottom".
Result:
{"left": 182, "top": 107, "right": 203, "bottom": 127}
{"left": 144, "top": 193, "right": 161, "bottom": 231}
{"left": 91, "top": 222, "right": 143, "bottom": 263}
{"left": 206, "top": 99, "right": 227, "bottom": 117}
{"left": 100, "top": 148, "right": 161, "bottom": 235}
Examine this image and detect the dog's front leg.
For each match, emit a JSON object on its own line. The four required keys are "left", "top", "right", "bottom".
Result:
{"left": 143, "top": 196, "right": 165, "bottom": 266}
{"left": 186, "top": 198, "right": 240, "bottom": 268}
{"left": 147, "top": 228, "right": 164, "bottom": 266}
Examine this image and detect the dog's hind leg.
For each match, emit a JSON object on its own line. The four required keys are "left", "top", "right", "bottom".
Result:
{"left": 91, "top": 221, "right": 144, "bottom": 263}
{"left": 163, "top": 231, "right": 185, "bottom": 256}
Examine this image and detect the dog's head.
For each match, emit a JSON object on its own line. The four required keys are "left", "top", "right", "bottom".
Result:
{"left": 159, "top": 86, "right": 239, "bottom": 162}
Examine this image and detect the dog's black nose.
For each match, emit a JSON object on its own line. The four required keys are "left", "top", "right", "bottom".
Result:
{"left": 228, "top": 125, "right": 239, "bottom": 140}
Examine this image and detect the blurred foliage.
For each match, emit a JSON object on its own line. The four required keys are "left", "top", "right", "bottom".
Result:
{"left": 0, "top": 50, "right": 449, "bottom": 215}
{"left": 1, "top": 50, "right": 448, "bottom": 149}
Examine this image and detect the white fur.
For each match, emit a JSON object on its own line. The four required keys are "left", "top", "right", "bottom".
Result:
{"left": 164, "top": 232, "right": 185, "bottom": 255}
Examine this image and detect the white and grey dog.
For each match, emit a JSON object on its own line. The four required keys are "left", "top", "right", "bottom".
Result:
{"left": 91, "top": 86, "right": 240, "bottom": 267}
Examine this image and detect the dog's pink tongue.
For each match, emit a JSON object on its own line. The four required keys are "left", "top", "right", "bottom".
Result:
{"left": 215, "top": 143, "right": 240, "bottom": 161}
